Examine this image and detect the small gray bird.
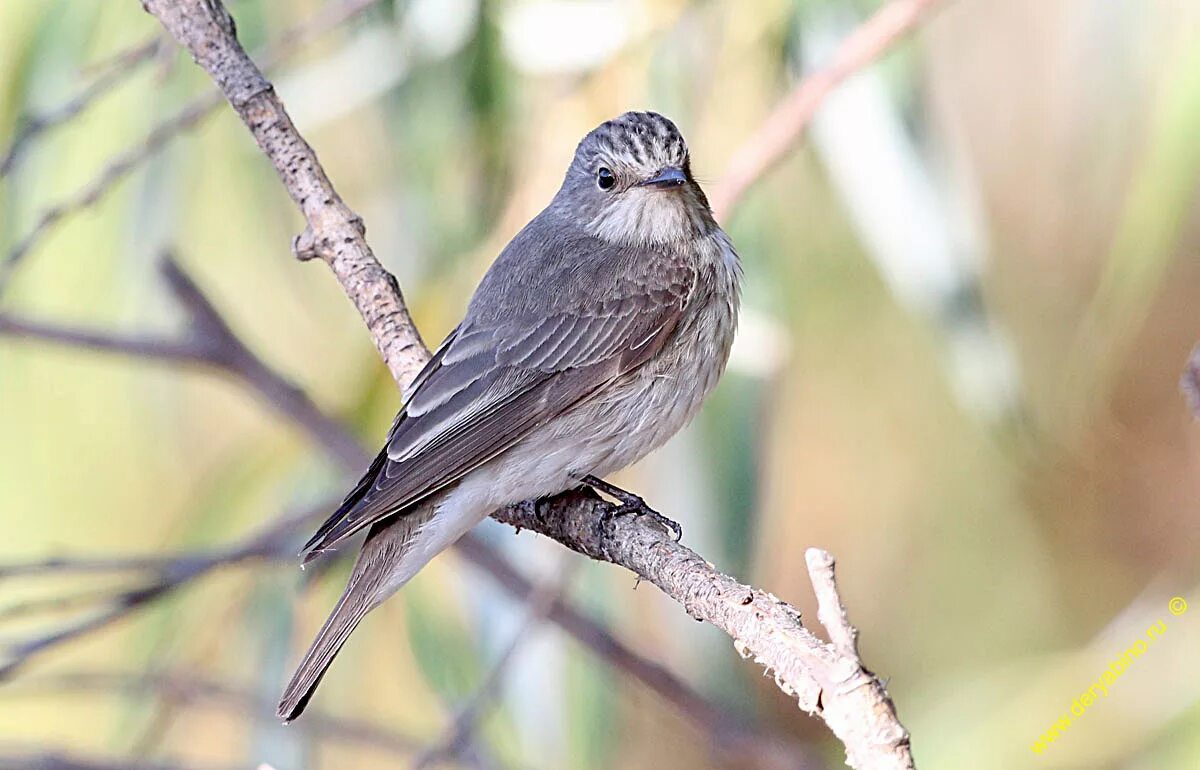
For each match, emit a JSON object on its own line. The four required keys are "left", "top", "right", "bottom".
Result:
{"left": 278, "top": 111, "right": 741, "bottom": 720}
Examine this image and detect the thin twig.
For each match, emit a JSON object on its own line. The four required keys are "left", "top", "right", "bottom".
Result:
{"left": 1, "top": 0, "right": 382, "bottom": 292}
{"left": 0, "top": 254, "right": 367, "bottom": 472}
{"left": 2, "top": 92, "right": 222, "bottom": 287}
{"left": 12, "top": 670, "right": 420, "bottom": 755}
{"left": 0, "top": 36, "right": 166, "bottom": 178}
{"left": 710, "top": 0, "right": 947, "bottom": 220}
{"left": 0, "top": 587, "right": 133, "bottom": 623}
{"left": 806, "top": 548, "right": 859, "bottom": 660}
{"left": 0, "top": 499, "right": 332, "bottom": 680}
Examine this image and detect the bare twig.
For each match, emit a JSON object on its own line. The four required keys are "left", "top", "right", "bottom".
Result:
{"left": 12, "top": 670, "right": 419, "bottom": 755}
{"left": 0, "top": 37, "right": 166, "bottom": 178}
{"left": 1182, "top": 344, "right": 1200, "bottom": 419}
{"left": 1, "top": 0, "right": 382, "bottom": 292}
{"left": 0, "top": 587, "right": 132, "bottom": 623}
{"left": 141, "top": 0, "right": 915, "bottom": 766}
{"left": 0, "top": 254, "right": 367, "bottom": 472}
{"left": 142, "top": 0, "right": 426, "bottom": 386}
{"left": 806, "top": 549, "right": 859, "bottom": 660}
{"left": 710, "top": 0, "right": 947, "bottom": 220}
{"left": 2, "top": 92, "right": 222, "bottom": 287}
{"left": 0, "top": 499, "right": 332, "bottom": 679}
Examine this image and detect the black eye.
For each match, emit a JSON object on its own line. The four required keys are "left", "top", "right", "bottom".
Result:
{"left": 596, "top": 167, "right": 615, "bottom": 190}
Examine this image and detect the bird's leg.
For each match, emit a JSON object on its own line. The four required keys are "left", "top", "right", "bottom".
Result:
{"left": 580, "top": 475, "right": 683, "bottom": 542}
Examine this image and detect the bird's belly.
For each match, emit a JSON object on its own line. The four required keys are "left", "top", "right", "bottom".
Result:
{"left": 443, "top": 234, "right": 740, "bottom": 519}
{"left": 450, "top": 303, "right": 735, "bottom": 519}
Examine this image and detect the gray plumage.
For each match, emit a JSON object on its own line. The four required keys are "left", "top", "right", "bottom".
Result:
{"left": 279, "top": 111, "right": 742, "bottom": 721}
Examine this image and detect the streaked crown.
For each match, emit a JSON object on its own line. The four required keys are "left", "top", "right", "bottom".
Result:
{"left": 573, "top": 111, "right": 690, "bottom": 178}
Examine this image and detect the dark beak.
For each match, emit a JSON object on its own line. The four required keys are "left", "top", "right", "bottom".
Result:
{"left": 638, "top": 166, "right": 687, "bottom": 188}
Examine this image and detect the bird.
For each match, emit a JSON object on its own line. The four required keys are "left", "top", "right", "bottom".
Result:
{"left": 278, "top": 111, "right": 742, "bottom": 721}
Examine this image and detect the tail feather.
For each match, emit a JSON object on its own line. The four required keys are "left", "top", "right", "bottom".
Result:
{"left": 279, "top": 502, "right": 442, "bottom": 721}
{"left": 277, "top": 587, "right": 371, "bottom": 722}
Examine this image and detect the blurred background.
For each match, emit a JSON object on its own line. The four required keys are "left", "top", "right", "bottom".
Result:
{"left": 1, "top": 0, "right": 1199, "bottom": 768}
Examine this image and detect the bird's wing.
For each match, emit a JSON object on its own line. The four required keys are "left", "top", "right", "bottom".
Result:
{"left": 301, "top": 235, "right": 694, "bottom": 558}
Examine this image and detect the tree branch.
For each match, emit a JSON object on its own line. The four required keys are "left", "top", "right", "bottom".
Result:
{"left": 0, "top": 36, "right": 166, "bottom": 178}
{"left": 1, "top": 0, "right": 383, "bottom": 293}
{"left": 710, "top": 0, "right": 947, "bottom": 221}
{"left": 0, "top": 254, "right": 367, "bottom": 473}
{"left": 0, "top": 500, "right": 332, "bottom": 680}
{"left": 140, "top": 1, "right": 917, "bottom": 766}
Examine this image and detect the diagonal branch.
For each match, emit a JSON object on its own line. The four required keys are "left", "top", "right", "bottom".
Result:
{"left": 0, "top": 36, "right": 167, "bottom": 178}
{"left": 710, "top": 0, "right": 947, "bottom": 220}
{"left": 0, "top": 254, "right": 367, "bottom": 472}
{"left": 1, "top": 0, "right": 384, "bottom": 293}
{"left": 142, "top": 1, "right": 917, "bottom": 766}
{"left": 0, "top": 500, "right": 332, "bottom": 681}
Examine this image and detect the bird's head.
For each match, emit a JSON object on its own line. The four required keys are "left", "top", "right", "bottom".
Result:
{"left": 556, "top": 112, "right": 715, "bottom": 247}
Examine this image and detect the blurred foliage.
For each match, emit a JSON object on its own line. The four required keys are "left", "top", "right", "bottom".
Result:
{"left": 1, "top": 0, "right": 1199, "bottom": 768}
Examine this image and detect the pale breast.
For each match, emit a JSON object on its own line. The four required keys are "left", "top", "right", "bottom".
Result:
{"left": 447, "top": 230, "right": 741, "bottom": 515}
{"left": 547, "top": 229, "right": 741, "bottom": 476}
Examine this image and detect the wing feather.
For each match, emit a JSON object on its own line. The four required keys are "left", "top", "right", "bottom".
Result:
{"left": 301, "top": 228, "right": 694, "bottom": 558}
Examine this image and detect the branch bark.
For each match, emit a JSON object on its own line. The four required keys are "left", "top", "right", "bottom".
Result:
{"left": 141, "top": 1, "right": 916, "bottom": 766}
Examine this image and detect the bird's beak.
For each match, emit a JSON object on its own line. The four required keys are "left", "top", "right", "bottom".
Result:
{"left": 638, "top": 166, "right": 687, "bottom": 188}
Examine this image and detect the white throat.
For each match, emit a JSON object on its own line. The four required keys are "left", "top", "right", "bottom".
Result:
{"left": 586, "top": 188, "right": 703, "bottom": 246}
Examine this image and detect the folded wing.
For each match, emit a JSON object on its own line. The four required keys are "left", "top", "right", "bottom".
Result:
{"left": 301, "top": 233, "right": 694, "bottom": 559}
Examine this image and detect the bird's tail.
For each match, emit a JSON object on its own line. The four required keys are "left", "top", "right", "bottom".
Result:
{"left": 276, "top": 574, "right": 372, "bottom": 722}
{"left": 278, "top": 503, "right": 435, "bottom": 722}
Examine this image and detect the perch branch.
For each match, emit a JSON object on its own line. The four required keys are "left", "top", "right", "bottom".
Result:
{"left": 142, "top": 0, "right": 915, "bottom": 766}
{"left": 711, "top": 0, "right": 947, "bottom": 220}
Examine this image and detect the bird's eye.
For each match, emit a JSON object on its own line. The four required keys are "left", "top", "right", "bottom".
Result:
{"left": 596, "top": 167, "right": 616, "bottom": 190}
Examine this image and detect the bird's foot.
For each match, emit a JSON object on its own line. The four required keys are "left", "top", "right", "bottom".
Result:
{"left": 581, "top": 475, "right": 683, "bottom": 542}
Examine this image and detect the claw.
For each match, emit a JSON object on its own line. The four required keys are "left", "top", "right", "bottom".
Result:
{"left": 581, "top": 475, "right": 683, "bottom": 542}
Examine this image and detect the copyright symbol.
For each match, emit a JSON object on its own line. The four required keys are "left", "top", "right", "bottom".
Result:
{"left": 1169, "top": 597, "right": 1188, "bottom": 616}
